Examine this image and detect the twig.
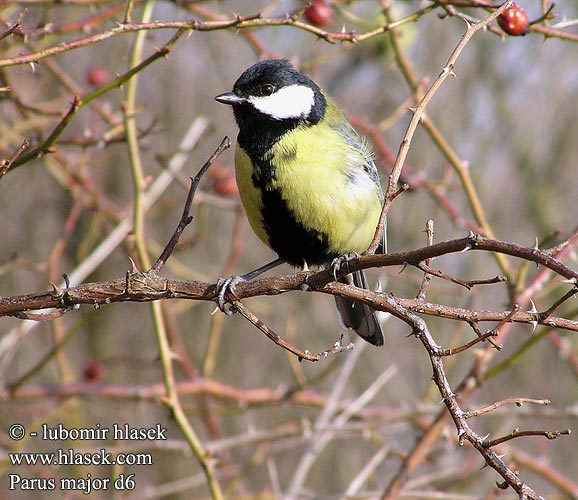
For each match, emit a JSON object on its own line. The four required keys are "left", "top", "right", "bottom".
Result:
{"left": 345, "top": 445, "right": 390, "bottom": 497}
{"left": 150, "top": 136, "right": 231, "bottom": 274}
{"left": 538, "top": 286, "right": 578, "bottom": 321}
{"left": 489, "top": 303, "right": 520, "bottom": 336}
{"left": 7, "top": 308, "right": 70, "bottom": 322}
{"left": 416, "top": 219, "right": 435, "bottom": 300}
{"left": 417, "top": 262, "right": 507, "bottom": 289}
{"left": 545, "top": 224, "right": 578, "bottom": 256}
{"left": 469, "top": 320, "right": 503, "bottom": 350}
{"left": 440, "top": 330, "right": 498, "bottom": 355}
{"left": 231, "top": 301, "right": 353, "bottom": 362}
{"left": 0, "top": 139, "right": 29, "bottom": 178}
{"left": 464, "top": 398, "right": 551, "bottom": 419}
{"left": 486, "top": 428, "right": 571, "bottom": 448}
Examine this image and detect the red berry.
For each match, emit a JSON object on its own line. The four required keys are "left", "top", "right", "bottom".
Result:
{"left": 304, "top": 1, "right": 334, "bottom": 27}
{"left": 83, "top": 359, "right": 103, "bottom": 382}
{"left": 208, "top": 163, "right": 231, "bottom": 181}
{"left": 209, "top": 163, "right": 238, "bottom": 196}
{"left": 498, "top": 4, "right": 529, "bottom": 36}
{"left": 86, "top": 66, "right": 109, "bottom": 87}
{"left": 213, "top": 176, "right": 238, "bottom": 197}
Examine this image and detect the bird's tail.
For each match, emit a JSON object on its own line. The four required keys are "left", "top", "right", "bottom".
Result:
{"left": 334, "top": 270, "right": 384, "bottom": 346}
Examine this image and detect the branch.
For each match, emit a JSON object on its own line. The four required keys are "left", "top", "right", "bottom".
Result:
{"left": 2, "top": 234, "right": 577, "bottom": 333}
{"left": 374, "top": 294, "right": 545, "bottom": 499}
{"left": 367, "top": 0, "right": 514, "bottom": 254}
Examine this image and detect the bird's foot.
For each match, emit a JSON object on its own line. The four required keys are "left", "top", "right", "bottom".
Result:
{"left": 330, "top": 253, "right": 359, "bottom": 281}
{"left": 216, "top": 275, "right": 245, "bottom": 314}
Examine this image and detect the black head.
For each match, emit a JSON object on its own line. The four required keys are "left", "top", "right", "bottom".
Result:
{"left": 215, "top": 59, "right": 327, "bottom": 127}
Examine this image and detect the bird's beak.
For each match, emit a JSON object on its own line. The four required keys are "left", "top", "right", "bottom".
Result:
{"left": 214, "top": 92, "right": 245, "bottom": 106}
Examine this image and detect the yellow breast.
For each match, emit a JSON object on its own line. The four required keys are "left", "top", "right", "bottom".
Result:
{"left": 235, "top": 121, "right": 382, "bottom": 258}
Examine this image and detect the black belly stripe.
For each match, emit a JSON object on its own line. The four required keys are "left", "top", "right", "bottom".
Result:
{"left": 260, "top": 187, "right": 336, "bottom": 267}
{"left": 237, "top": 124, "right": 337, "bottom": 267}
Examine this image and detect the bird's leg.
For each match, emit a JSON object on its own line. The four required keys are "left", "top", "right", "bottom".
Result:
{"left": 216, "top": 257, "right": 284, "bottom": 313}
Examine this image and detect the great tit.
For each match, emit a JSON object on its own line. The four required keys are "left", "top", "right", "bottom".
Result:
{"left": 215, "top": 59, "right": 385, "bottom": 346}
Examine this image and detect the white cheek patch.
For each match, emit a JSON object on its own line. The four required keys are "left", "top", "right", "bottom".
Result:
{"left": 249, "top": 85, "right": 315, "bottom": 120}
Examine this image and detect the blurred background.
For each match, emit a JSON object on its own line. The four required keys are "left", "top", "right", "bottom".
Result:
{"left": 1, "top": 1, "right": 577, "bottom": 498}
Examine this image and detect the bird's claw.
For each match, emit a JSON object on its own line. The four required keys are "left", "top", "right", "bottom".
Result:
{"left": 216, "top": 275, "right": 244, "bottom": 314}
{"left": 330, "top": 253, "right": 356, "bottom": 281}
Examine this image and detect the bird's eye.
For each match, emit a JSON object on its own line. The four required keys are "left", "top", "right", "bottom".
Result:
{"left": 261, "top": 84, "right": 275, "bottom": 96}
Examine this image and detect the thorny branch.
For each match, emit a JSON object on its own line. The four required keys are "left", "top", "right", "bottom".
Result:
{"left": 367, "top": 0, "right": 513, "bottom": 254}
{"left": 1, "top": 1, "right": 577, "bottom": 499}
{"left": 1, "top": 234, "right": 577, "bottom": 329}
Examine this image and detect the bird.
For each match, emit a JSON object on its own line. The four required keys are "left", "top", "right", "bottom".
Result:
{"left": 214, "top": 59, "right": 386, "bottom": 346}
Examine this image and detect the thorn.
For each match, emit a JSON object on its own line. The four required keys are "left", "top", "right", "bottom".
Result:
{"left": 528, "top": 298, "right": 538, "bottom": 332}
{"left": 559, "top": 277, "right": 578, "bottom": 285}
{"left": 461, "top": 244, "right": 472, "bottom": 253}
{"left": 457, "top": 428, "right": 466, "bottom": 446}
{"left": 50, "top": 281, "right": 63, "bottom": 298}
{"left": 496, "top": 479, "right": 509, "bottom": 490}
{"left": 534, "top": 237, "right": 539, "bottom": 250}
{"left": 128, "top": 256, "right": 139, "bottom": 273}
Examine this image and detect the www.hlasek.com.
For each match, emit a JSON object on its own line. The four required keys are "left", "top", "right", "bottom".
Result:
{"left": 7, "top": 423, "right": 166, "bottom": 495}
